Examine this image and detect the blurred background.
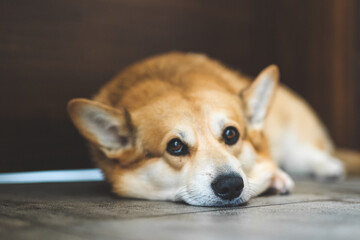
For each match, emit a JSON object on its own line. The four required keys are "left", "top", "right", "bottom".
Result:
{"left": 0, "top": 0, "right": 359, "bottom": 173}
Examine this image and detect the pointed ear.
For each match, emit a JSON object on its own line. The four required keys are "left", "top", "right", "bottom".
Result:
{"left": 67, "top": 99, "right": 134, "bottom": 156}
{"left": 240, "top": 65, "right": 279, "bottom": 127}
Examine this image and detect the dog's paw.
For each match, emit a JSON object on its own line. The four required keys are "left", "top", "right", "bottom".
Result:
{"left": 269, "top": 169, "right": 295, "bottom": 195}
{"left": 312, "top": 156, "right": 345, "bottom": 182}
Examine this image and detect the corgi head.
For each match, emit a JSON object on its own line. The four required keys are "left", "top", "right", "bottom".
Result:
{"left": 68, "top": 65, "right": 279, "bottom": 206}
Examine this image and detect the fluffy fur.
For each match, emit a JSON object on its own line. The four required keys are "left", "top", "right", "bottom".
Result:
{"left": 68, "top": 52, "right": 349, "bottom": 206}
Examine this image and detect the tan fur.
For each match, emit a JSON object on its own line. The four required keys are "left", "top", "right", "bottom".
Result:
{"left": 68, "top": 52, "right": 354, "bottom": 206}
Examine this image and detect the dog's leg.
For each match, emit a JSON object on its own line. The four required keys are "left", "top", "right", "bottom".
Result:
{"left": 247, "top": 162, "right": 294, "bottom": 198}
{"left": 245, "top": 161, "right": 294, "bottom": 198}
{"left": 280, "top": 144, "right": 345, "bottom": 181}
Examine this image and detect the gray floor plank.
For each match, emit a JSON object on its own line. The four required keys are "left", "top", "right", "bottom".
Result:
{"left": 0, "top": 179, "right": 359, "bottom": 240}
{"left": 69, "top": 201, "right": 360, "bottom": 240}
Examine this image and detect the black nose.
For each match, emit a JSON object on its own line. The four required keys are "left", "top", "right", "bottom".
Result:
{"left": 211, "top": 174, "right": 244, "bottom": 200}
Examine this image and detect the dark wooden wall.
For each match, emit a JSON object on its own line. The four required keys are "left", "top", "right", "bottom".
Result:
{"left": 1, "top": 0, "right": 359, "bottom": 172}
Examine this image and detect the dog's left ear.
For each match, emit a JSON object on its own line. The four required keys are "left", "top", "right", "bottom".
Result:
{"left": 240, "top": 65, "right": 279, "bottom": 128}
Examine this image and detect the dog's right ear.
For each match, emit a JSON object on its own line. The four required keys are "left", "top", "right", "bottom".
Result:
{"left": 67, "top": 99, "right": 134, "bottom": 157}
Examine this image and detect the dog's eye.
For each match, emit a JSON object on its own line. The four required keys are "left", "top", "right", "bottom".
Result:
{"left": 222, "top": 126, "right": 240, "bottom": 145}
{"left": 167, "top": 138, "right": 188, "bottom": 156}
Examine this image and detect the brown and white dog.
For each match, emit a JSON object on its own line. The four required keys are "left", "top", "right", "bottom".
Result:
{"left": 68, "top": 52, "right": 346, "bottom": 206}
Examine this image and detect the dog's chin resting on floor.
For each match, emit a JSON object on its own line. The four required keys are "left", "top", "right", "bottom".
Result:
{"left": 68, "top": 52, "right": 351, "bottom": 207}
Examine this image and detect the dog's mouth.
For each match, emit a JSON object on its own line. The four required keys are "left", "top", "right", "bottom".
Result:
{"left": 178, "top": 186, "right": 249, "bottom": 207}
{"left": 181, "top": 195, "right": 247, "bottom": 207}
{"left": 212, "top": 197, "right": 248, "bottom": 207}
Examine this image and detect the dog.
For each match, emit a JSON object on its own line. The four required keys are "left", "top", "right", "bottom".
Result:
{"left": 68, "top": 52, "right": 347, "bottom": 206}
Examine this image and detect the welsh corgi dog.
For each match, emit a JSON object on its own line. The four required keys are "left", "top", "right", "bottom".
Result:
{"left": 68, "top": 52, "right": 347, "bottom": 206}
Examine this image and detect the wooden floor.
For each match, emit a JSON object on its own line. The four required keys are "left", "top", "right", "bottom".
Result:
{"left": 1, "top": 179, "right": 359, "bottom": 240}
